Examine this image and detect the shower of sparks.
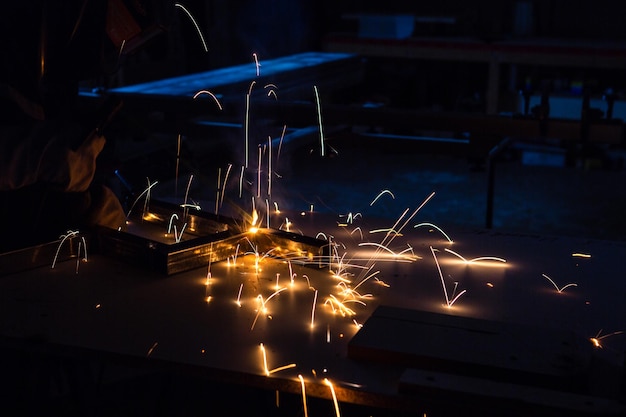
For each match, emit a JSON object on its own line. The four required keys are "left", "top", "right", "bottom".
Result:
{"left": 316, "top": 232, "right": 329, "bottom": 240}
{"left": 267, "top": 136, "right": 272, "bottom": 196}
{"left": 385, "top": 192, "right": 435, "bottom": 248}
{"left": 117, "top": 39, "right": 126, "bottom": 61}
{"left": 75, "top": 241, "right": 83, "bottom": 274}
{"left": 245, "top": 92, "right": 251, "bottom": 168}
{"left": 374, "top": 277, "right": 390, "bottom": 287}
{"left": 269, "top": 363, "right": 297, "bottom": 375}
{"left": 339, "top": 212, "right": 362, "bottom": 227}
{"left": 259, "top": 343, "right": 296, "bottom": 376}
{"left": 541, "top": 273, "right": 578, "bottom": 293}
{"left": 179, "top": 203, "right": 201, "bottom": 211}
{"left": 146, "top": 341, "right": 158, "bottom": 357}
{"left": 324, "top": 295, "right": 357, "bottom": 317}
{"left": 350, "top": 227, "right": 364, "bottom": 240}
{"left": 298, "top": 375, "right": 309, "bottom": 417}
{"left": 324, "top": 378, "right": 342, "bottom": 417}
{"left": 167, "top": 214, "right": 178, "bottom": 234}
{"left": 276, "top": 124, "right": 288, "bottom": 165}
{"left": 313, "top": 86, "right": 325, "bottom": 156}
{"left": 330, "top": 272, "right": 352, "bottom": 285}
{"left": 330, "top": 237, "right": 341, "bottom": 267}
{"left": 174, "top": 3, "right": 208, "bottom": 52}
{"left": 220, "top": 164, "right": 233, "bottom": 209}
{"left": 257, "top": 145, "right": 262, "bottom": 197}
{"left": 288, "top": 260, "right": 296, "bottom": 286}
{"left": 342, "top": 298, "right": 367, "bottom": 307}
{"left": 253, "top": 53, "right": 261, "bottom": 76}
{"left": 444, "top": 248, "right": 507, "bottom": 265}
{"left": 369, "top": 226, "right": 400, "bottom": 235}
{"left": 260, "top": 343, "right": 270, "bottom": 375}
{"left": 282, "top": 217, "right": 292, "bottom": 232}
{"left": 70, "top": 63, "right": 626, "bottom": 413}
{"left": 182, "top": 174, "right": 194, "bottom": 220}
{"left": 205, "top": 274, "right": 212, "bottom": 294}
{"left": 430, "top": 246, "right": 466, "bottom": 308}
{"left": 251, "top": 287, "right": 287, "bottom": 330}
{"left": 310, "top": 289, "right": 319, "bottom": 328}
{"left": 215, "top": 167, "right": 222, "bottom": 214}
{"left": 357, "top": 242, "right": 415, "bottom": 261}
{"left": 192, "top": 90, "right": 223, "bottom": 110}
{"left": 357, "top": 192, "right": 435, "bottom": 279}
{"left": 398, "top": 244, "right": 417, "bottom": 257}
{"left": 206, "top": 246, "right": 213, "bottom": 278}
{"left": 351, "top": 268, "right": 380, "bottom": 293}
{"left": 142, "top": 177, "right": 154, "bottom": 217}
{"left": 337, "top": 283, "right": 371, "bottom": 301}
{"left": 204, "top": 272, "right": 212, "bottom": 301}
{"left": 173, "top": 223, "right": 187, "bottom": 243}
{"left": 244, "top": 81, "right": 255, "bottom": 96}
{"left": 275, "top": 273, "right": 281, "bottom": 289}
{"left": 236, "top": 283, "right": 244, "bottom": 307}
{"left": 414, "top": 222, "right": 454, "bottom": 243}
{"left": 251, "top": 208, "right": 260, "bottom": 229}
{"left": 52, "top": 230, "right": 80, "bottom": 269}
{"left": 589, "top": 329, "right": 624, "bottom": 348}
{"left": 234, "top": 244, "right": 240, "bottom": 265}
{"left": 572, "top": 253, "right": 592, "bottom": 258}
{"left": 80, "top": 235, "right": 88, "bottom": 263}
{"left": 175, "top": 134, "right": 182, "bottom": 196}
{"left": 239, "top": 165, "right": 245, "bottom": 198}
{"left": 125, "top": 179, "right": 157, "bottom": 219}
{"left": 370, "top": 189, "right": 395, "bottom": 206}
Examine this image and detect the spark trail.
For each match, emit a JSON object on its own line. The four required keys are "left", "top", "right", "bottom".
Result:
{"left": 174, "top": 3, "right": 208, "bottom": 52}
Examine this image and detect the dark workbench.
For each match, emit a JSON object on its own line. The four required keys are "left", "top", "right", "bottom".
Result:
{"left": 1, "top": 207, "right": 624, "bottom": 416}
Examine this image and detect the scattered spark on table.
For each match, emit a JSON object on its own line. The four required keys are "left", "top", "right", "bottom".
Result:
{"left": 444, "top": 248, "right": 507, "bottom": 266}
{"left": 51, "top": 230, "right": 84, "bottom": 269}
{"left": 542, "top": 273, "right": 578, "bottom": 294}
{"left": 44, "top": 61, "right": 626, "bottom": 417}
{"left": 324, "top": 378, "right": 342, "bottom": 417}
{"left": 146, "top": 342, "right": 159, "bottom": 357}
{"left": 258, "top": 343, "right": 296, "bottom": 376}
{"left": 431, "top": 246, "right": 466, "bottom": 308}
{"left": 298, "top": 374, "right": 309, "bottom": 417}
{"left": 589, "top": 330, "right": 624, "bottom": 349}
{"left": 414, "top": 222, "right": 454, "bottom": 243}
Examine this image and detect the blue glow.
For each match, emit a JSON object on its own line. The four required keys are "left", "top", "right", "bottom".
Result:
{"left": 109, "top": 52, "right": 354, "bottom": 97}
